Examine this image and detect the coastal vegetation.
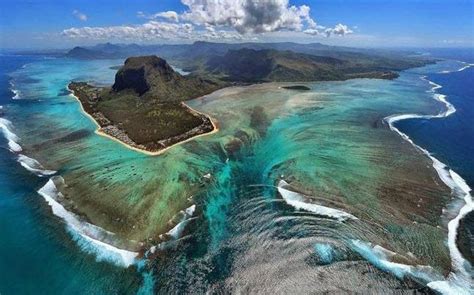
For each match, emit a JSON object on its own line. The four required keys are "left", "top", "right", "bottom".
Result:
{"left": 66, "top": 42, "right": 434, "bottom": 83}
{"left": 67, "top": 43, "right": 434, "bottom": 154}
{"left": 69, "top": 56, "right": 221, "bottom": 153}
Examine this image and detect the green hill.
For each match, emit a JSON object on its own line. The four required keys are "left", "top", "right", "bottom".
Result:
{"left": 204, "top": 49, "right": 402, "bottom": 82}
{"left": 69, "top": 56, "right": 222, "bottom": 153}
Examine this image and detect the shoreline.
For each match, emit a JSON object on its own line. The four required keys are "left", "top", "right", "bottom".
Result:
{"left": 2, "top": 58, "right": 471, "bottom": 287}
{"left": 384, "top": 70, "right": 473, "bottom": 293}
{"left": 37, "top": 176, "right": 140, "bottom": 267}
{"left": 67, "top": 85, "right": 219, "bottom": 156}
{"left": 1, "top": 101, "right": 141, "bottom": 268}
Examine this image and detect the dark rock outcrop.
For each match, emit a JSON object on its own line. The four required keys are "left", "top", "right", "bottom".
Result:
{"left": 111, "top": 55, "right": 223, "bottom": 102}
{"left": 112, "top": 56, "right": 180, "bottom": 95}
{"left": 283, "top": 85, "right": 311, "bottom": 90}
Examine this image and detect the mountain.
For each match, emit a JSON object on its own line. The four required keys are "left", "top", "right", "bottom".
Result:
{"left": 205, "top": 48, "right": 401, "bottom": 82}
{"left": 111, "top": 55, "right": 222, "bottom": 102}
{"left": 171, "top": 42, "right": 434, "bottom": 76}
{"left": 69, "top": 55, "right": 223, "bottom": 153}
{"left": 65, "top": 46, "right": 111, "bottom": 59}
{"left": 64, "top": 41, "right": 427, "bottom": 64}
{"left": 64, "top": 42, "right": 434, "bottom": 83}
{"left": 65, "top": 43, "right": 182, "bottom": 60}
{"left": 205, "top": 49, "right": 345, "bottom": 82}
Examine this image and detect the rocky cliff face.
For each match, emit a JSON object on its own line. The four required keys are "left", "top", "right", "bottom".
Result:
{"left": 111, "top": 55, "right": 222, "bottom": 102}
{"left": 112, "top": 55, "right": 181, "bottom": 95}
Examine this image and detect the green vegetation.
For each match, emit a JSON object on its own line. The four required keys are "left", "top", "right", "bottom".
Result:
{"left": 204, "top": 49, "right": 407, "bottom": 82}
{"left": 65, "top": 42, "right": 435, "bottom": 83}
{"left": 69, "top": 56, "right": 219, "bottom": 152}
{"left": 66, "top": 47, "right": 434, "bottom": 153}
{"left": 113, "top": 56, "right": 223, "bottom": 101}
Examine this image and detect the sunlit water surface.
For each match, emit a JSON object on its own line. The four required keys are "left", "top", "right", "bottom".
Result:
{"left": 0, "top": 53, "right": 472, "bottom": 294}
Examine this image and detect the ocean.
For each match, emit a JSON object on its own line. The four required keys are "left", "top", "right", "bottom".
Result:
{"left": 0, "top": 49, "right": 472, "bottom": 294}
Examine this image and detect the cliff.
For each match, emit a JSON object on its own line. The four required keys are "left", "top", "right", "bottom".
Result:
{"left": 111, "top": 55, "right": 222, "bottom": 102}
{"left": 68, "top": 55, "right": 221, "bottom": 153}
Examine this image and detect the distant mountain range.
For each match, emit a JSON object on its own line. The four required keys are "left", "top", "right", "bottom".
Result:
{"left": 205, "top": 48, "right": 402, "bottom": 82}
{"left": 66, "top": 45, "right": 434, "bottom": 154}
{"left": 64, "top": 41, "right": 434, "bottom": 83}
{"left": 65, "top": 41, "right": 422, "bottom": 62}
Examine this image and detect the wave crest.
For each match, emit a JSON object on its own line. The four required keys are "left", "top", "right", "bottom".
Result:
{"left": 384, "top": 74, "right": 473, "bottom": 293}
{"left": 38, "top": 177, "right": 139, "bottom": 267}
{"left": 17, "top": 154, "right": 56, "bottom": 177}
{"left": 277, "top": 180, "right": 357, "bottom": 221}
{"left": 0, "top": 117, "right": 22, "bottom": 152}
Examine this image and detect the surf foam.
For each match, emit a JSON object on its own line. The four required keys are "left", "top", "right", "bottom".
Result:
{"left": 0, "top": 117, "right": 22, "bottom": 152}
{"left": 167, "top": 204, "right": 196, "bottom": 239}
{"left": 351, "top": 240, "right": 472, "bottom": 295}
{"left": 0, "top": 118, "right": 56, "bottom": 177}
{"left": 11, "top": 89, "right": 20, "bottom": 99}
{"left": 455, "top": 63, "right": 473, "bottom": 72}
{"left": 349, "top": 240, "right": 456, "bottom": 287}
{"left": 439, "top": 62, "right": 473, "bottom": 74}
{"left": 9, "top": 80, "right": 21, "bottom": 99}
{"left": 17, "top": 154, "right": 56, "bottom": 177}
{"left": 384, "top": 75, "right": 473, "bottom": 293}
{"left": 277, "top": 180, "right": 357, "bottom": 221}
{"left": 38, "top": 177, "right": 138, "bottom": 267}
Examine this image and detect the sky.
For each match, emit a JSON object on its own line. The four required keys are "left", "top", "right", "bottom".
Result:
{"left": 0, "top": 0, "right": 473, "bottom": 49}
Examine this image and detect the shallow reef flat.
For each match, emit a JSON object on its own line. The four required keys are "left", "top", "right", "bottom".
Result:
{"left": 8, "top": 58, "right": 455, "bottom": 280}
{"left": 186, "top": 78, "right": 451, "bottom": 273}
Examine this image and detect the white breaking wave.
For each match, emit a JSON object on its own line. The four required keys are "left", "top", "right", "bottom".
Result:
{"left": 17, "top": 154, "right": 56, "bottom": 177}
{"left": 351, "top": 240, "right": 472, "bottom": 295}
{"left": 457, "top": 64, "right": 474, "bottom": 72}
{"left": 185, "top": 204, "right": 196, "bottom": 216}
{"left": 350, "top": 240, "right": 438, "bottom": 281}
{"left": 167, "top": 204, "right": 196, "bottom": 239}
{"left": 0, "top": 118, "right": 55, "bottom": 179}
{"left": 9, "top": 80, "right": 21, "bottom": 99}
{"left": 38, "top": 177, "right": 138, "bottom": 267}
{"left": 277, "top": 180, "right": 357, "bottom": 221}
{"left": 439, "top": 62, "right": 474, "bottom": 74}
{"left": 0, "top": 117, "right": 22, "bottom": 152}
{"left": 11, "top": 89, "right": 20, "bottom": 99}
{"left": 146, "top": 204, "right": 197, "bottom": 257}
{"left": 384, "top": 75, "right": 473, "bottom": 294}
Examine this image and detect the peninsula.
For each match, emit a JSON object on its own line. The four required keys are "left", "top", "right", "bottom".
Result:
{"left": 69, "top": 56, "right": 223, "bottom": 154}
{"left": 68, "top": 47, "right": 434, "bottom": 155}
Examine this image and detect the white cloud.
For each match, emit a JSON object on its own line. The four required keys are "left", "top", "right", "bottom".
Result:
{"left": 303, "top": 29, "right": 320, "bottom": 36}
{"left": 62, "top": 21, "right": 244, "bottom": 42}
{"left": 63, "top": 1, "right": 353, "bottom": 42}
{"left": 179, "top": 0, "right": 316, "bottom": 34}
{"left": 137, "top": 10, "right": 179, "bottom": 22}
{"left": 324, "top": 23, "right": 353, "bottom": 37}
{"left": 72, "top": 10, "right": 88, "bottom": 22}
{"left": 156, "top": 11, "right": 179, "bottom": 22}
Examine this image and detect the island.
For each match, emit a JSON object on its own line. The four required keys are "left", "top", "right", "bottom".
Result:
{"left": 68, "top": 56, "right": 224, "bottom": 154}
{"left": 68, "top": 49, "right": 434, "bottom": 155}
{"left": 282, "top": 85, "right": 311, "bottom": 90}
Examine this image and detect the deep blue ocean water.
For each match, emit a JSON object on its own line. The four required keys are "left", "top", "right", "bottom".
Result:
{"left": 396, "top": 62, "right": 474, "bottom": 188}
{"left": 0, "top": 49, "right": 473, "bottom": 294}
{"left": 0, "top": 55, "right": 140, "bottom": 294}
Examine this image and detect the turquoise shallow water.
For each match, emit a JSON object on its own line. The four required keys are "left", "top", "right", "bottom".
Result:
{"left": 0, "top": 54, "right": 472, "bottom": 294}
{"left": 0, "top": 56, "right": 141, "bottom": 294}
